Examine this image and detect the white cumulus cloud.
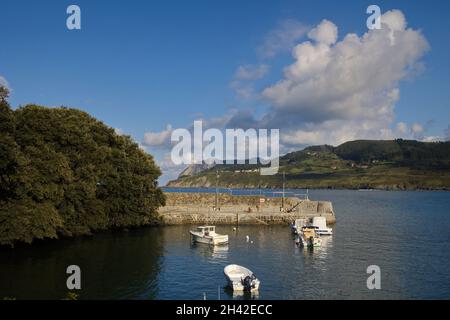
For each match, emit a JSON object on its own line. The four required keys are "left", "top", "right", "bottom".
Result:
{"left": 260, "top": 9, "right": 429, "bottom": 146}
{"left": 307, "top": 19, "right": 338, "bottom": 45}
{"left": 142, "top": 124, "right": 173, "bottom": 147}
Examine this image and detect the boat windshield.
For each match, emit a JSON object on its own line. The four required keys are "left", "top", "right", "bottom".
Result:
{"left": 196, "top": 227, "right": 215, "bottom": 232}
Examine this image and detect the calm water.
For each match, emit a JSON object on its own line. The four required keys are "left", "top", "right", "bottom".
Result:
{"left": 1, "top": 190, "right": 449, "bottom": 299}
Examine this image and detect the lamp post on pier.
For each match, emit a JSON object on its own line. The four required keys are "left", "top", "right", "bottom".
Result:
{"left": 215, "top": 170, "right": 219, "bottom": 210}
{"left": 282, "top": 171, "right": 285, "bottom": 212}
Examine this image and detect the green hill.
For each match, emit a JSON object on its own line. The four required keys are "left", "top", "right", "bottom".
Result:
{"left": 167, "top": 139, "right": 450, "bottom": 190}
{"left": 0, "top": 89, "right": 165, "bottom": 246}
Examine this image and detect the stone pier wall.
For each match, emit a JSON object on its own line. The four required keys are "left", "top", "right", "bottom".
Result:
{"left": 159, "top": 192, "right": 336, "bottom": 225}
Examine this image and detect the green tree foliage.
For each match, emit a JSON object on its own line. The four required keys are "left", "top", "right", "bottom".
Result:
{"left": 0, "top": 86, "right": 9, "bottom": 103}
{"left": 334, "top": 140, "right": 404, "bottom": 163}
{"left": 335, "top": 139, "right": 450, "bottom": 168}
{"left": 0, "top": 90, "right": 165, "bottom": 246}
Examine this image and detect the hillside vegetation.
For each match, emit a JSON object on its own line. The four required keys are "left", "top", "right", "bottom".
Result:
{"left": 167, "top": 139, "right": 450, "bottom": 190}
{"left": 0, "top": 88, "right": 165, "bottom": 246}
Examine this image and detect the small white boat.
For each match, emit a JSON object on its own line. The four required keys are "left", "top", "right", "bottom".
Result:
{"left": 190, "top": 226, "right": 228, "bottom": 245}
{"left": 224, "top": 264, "right": 260, "bottom": 291}
{"left": 301, "top": 226, "right": 322, "bottom": 247}
{"left": 311, "top": 217, "right": 333, "bottom": 236}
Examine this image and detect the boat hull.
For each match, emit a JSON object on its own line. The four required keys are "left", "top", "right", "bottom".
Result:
{"left": 224, "top": 264, "right": 260, "bottom": 292}
{"left": 190, "top": 231, "right": 229, "bottom": 245}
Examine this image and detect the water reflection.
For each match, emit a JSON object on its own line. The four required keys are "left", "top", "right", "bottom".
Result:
{"left": 311, "top": 235, "right": 333, "bottom": 256}
{"left": 0, "top": 228, "right": 165, "bottom": 300}
{"left": 191, "top": 243, "right": 229, "bottom": 262}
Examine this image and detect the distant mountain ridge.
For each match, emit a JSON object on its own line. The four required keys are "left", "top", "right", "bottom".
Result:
{"left": 167, "top": 139, "right": 450, "bottom": 190}
{"left": 178, "top": 162, "right": 215, "bottom": 178}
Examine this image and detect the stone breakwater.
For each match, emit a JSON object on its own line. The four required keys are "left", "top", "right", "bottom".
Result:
{"left": 159, "top": 192, "right": 336, "bottom": 225}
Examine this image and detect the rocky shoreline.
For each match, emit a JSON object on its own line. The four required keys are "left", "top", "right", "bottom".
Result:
{"left": 166, "top": 180, "right": 450, "bottom": 191}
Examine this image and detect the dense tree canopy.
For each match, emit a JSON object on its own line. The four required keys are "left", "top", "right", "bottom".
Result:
{"left": 0, "top": 90, "right": 165, "bottom": 246}
{"left": 334, "top": 139, "right": 450, "bottom": 168}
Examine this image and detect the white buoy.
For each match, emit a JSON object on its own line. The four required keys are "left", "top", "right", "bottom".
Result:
{"left": 246, "top": 235, "right": 250, "bottom": 242}
{"left": 233, "top": 227, "right": 236, "bottom": 231}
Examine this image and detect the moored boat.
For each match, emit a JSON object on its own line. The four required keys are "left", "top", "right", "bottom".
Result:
{"left": 301, "top": 226, "right": 322, "bottom": 247}
{"left": 311, "top": 216, "right": 333, "bottom": 235}
{"left": 190, "top": 226, "right": 229, "bottom": 245}
{"left": 224, "top": 264, "right": 260, "bottom": 291}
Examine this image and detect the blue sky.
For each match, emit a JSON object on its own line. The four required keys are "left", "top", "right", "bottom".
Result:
{"left": 1, "top": 0, "right": 450, "bottom": 183}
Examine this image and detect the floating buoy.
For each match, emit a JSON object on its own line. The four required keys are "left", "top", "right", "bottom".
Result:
{"left": 246, "top": 235, "right": 250, "bottom": 242}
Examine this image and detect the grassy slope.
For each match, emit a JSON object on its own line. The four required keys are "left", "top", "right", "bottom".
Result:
{"left": 167, "top": 140, "right": 450, "bottom": 190}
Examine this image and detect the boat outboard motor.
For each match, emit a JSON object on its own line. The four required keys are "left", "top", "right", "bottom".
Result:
{"left": 242, "top": 274, "right": 257, "bottom": 290}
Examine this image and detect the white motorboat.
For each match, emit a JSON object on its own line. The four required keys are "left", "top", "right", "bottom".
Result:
{"left": 301, "top": 226, "right": 322, "bottom": 247}
{"left": 190, "top": 226, "right": 228, "bottom": 245}
{"left": 224, "top": 264, "right": 260, "bottom": 291}
{"left": 311, "top": 217, "right": 333, "bottom": 235}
